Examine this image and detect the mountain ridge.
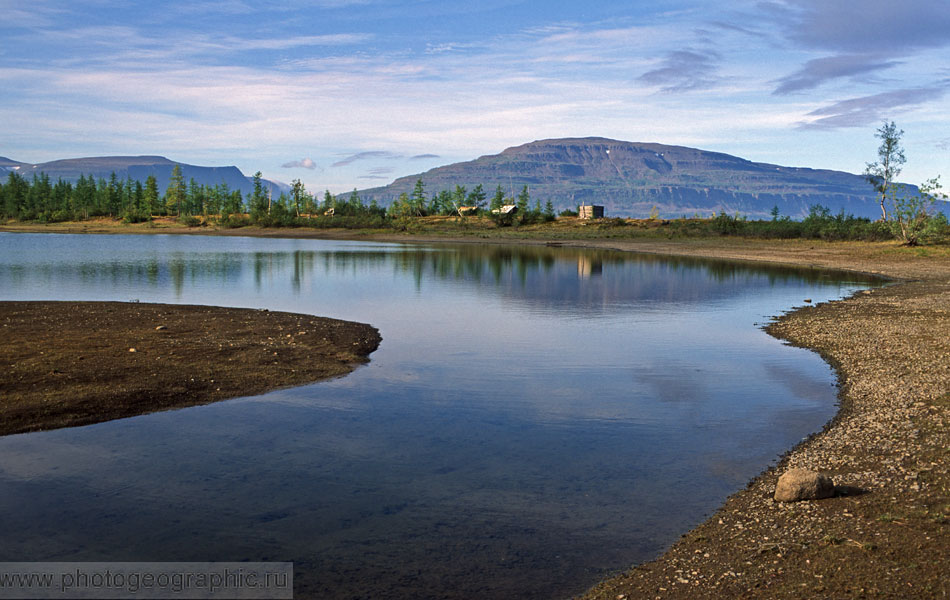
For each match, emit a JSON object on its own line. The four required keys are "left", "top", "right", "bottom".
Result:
{"left": 356, "top": 137, "right": 891, "bottom": 219}
{"left": 0, "top": 155, "right": 287, "bottom": 197}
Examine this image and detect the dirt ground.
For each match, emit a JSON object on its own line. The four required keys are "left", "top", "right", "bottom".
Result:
{"left": 0, "top": 301, "right": 381, "bottom": 437}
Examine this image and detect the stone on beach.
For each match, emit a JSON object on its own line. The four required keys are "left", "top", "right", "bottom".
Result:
{"left": 774, "top": 468, "right": 835, "bottom": 502}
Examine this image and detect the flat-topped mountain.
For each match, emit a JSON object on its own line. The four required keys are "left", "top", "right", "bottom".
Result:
{"left": 357, "top": 137, "right": 886, "bottom": 219}
{"left": 0, "top": 155, "right": 286, "bottom": 197}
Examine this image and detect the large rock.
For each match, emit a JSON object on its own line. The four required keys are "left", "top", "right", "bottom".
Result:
{"left": 774, "top": 468, "right": 835, "bottom": 502}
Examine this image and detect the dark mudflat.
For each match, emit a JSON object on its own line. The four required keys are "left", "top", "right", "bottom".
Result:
{"left": 0, "top": 301, "right": 380, "bottom": 437}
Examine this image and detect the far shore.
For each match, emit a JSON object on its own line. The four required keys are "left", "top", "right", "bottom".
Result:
{"left": 2, "top": 219, "right": 949, "bottom": 596}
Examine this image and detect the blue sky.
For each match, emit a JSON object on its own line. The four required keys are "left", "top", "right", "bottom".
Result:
{"left": 2, "top": 0, "right": 949, "bottom": 194}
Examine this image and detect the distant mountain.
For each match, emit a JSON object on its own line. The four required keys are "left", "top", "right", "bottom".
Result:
{"left": 356, "top": 137, "right": 895, "bottom": 219}
{"left": 0, "top": 155, "right": 288, "bottom": 197}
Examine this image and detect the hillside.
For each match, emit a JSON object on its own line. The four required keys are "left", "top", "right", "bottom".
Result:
{"left": 357, "top": 138, "right": 888, "bottom": 219}
{"left": 0, "top": 156, "right": 287, "bottom": 198}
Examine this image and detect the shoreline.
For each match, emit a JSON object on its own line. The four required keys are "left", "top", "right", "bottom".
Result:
{"left": 569, "top": 244, "right": 950, "bottom": 597}
{"left": 3, "top": 223, "right": 948, "bottom": 595}
{"left": 0, "top": 302, "right": 381, "bottom": 437}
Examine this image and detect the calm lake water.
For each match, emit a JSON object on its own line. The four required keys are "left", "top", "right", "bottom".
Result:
{"left": 0, "top": 233, "right": 878, "bottom": 599}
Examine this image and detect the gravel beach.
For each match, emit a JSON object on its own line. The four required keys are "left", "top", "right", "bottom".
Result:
{"left": 574, "top": 239, "right": 950, "bottom": 599}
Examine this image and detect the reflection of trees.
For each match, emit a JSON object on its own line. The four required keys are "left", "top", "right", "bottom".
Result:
{"left": 4, "top": 241, "right": 881, "bottom": 305}
{"left": 370, "top": 244, "right": 881, "bottom": 313}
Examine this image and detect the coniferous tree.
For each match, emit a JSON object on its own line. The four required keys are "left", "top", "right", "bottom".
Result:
{"left": 144, "top": 175, "right": 159, "bottom": 216}
{"left": 165, "top": 165, "right": 186, "bottom": 216}
{"left": 410, "top": 179, "right": 427, "bottom": 215}
{"left": 516, "top": 185, "right": 530, "bottom": 213}
{"left": 490, "top": 185, "right": 505, "bottom": 211}
{"left": 467, "top": 184, "right": 486, "bottom": 211}
{"left": 452, "top": 185, "right": 467, "bottom": 213}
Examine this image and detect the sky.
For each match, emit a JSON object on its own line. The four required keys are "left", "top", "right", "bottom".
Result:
{"left": 2, "top": 0, "right": 949, "bottom": 194}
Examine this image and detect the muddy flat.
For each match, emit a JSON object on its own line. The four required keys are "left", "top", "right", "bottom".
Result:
{"left": 0, "top": 301, "right": 381, "bottom": 437}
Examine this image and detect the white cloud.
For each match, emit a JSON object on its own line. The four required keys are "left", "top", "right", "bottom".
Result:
{"left": 798, "top": 86, "right": 950, "bottom": 129}
{"left": 3, "top": 2, "right": 948, "bottom": 191}
{"left": 282, "top": 157, "right": 318, "bottom": 169}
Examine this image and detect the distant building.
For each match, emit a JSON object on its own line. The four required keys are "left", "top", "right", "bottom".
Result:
{"left": 579, "top": 205, "right": 604, "bottom": 219}
{"left": 491, "top": 204, "right": 518, "bottom": 215}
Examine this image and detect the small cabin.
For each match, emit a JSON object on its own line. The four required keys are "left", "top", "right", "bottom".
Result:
{"left": 579, "top": 205, "right": 604, "bottom": 219}
{"left": 491, "top": 204, "right": 518, "bottom": 215}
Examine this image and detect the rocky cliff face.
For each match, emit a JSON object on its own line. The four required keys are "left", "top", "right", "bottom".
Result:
{"left": 357, "top": 138, "right": 884, "bottom": 219}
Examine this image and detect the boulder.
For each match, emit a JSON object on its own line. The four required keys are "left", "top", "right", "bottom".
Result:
{"left": 774, "top": 468, "right": 835, "bottom": 502}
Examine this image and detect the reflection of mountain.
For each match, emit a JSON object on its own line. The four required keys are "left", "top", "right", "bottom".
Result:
{"left": 387, "top": 245, "right": 880, "bottom": 313}
{"left": 340, "top": 244, "right": 881, "bottom": 314}
{"left": 2, "top": 239, "right": 879, "bottom": 309}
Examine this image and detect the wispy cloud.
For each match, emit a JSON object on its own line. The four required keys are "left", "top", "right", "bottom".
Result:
{"left": 638, "top": 49, "right": 720, "bottom": 92}
{"left": 798, "top": 85, "right": 950, "bottom": 129}
{"left": 773, "top": 54, "right": 901, "bottom": 95}
{"left": 708, "top": 20, "right": 768, "bottom": 39}
{"left": 776, "top": 0, "right": 950, "bottom": 54}
{"left": 282, "top": 157, "right": 318, "bottom": 169}
{"left": 332, "top": 151, "right": 401, "bottom": 167}
{"left": 221, "top": 33, "right": 372, "bottom": 51}
{"left": 3, "top": 0, "right": 948, "bottom": 191}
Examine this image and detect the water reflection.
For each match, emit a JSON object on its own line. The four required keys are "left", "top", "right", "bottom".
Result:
{"left": 0, "top": 234, "right": 879, "bottom": 312}
{"left": 0, "top": 233, "right": 882, "bottom": 600}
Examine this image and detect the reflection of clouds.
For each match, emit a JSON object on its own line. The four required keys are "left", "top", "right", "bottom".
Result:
{"left": 630, "top": 363, "right": 706, "bottom": 404}
{"left": 762, "top": 361, "right": 836, "bottom": 403}
{"left": 0, "top": 433, "right": 124, "bottom": 481}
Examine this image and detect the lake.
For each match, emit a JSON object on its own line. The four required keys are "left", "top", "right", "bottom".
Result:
{"left": 0, "top": 233, "right": 878, "bottom": 599}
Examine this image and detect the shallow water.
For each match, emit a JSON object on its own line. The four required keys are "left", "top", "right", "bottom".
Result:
{"left": 0, "top": 233, "right": 879, "bottom": 599}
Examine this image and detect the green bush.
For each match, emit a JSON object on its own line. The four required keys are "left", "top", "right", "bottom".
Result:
{"left": 49, "top": 209, "right": 75, "bottom": 223}
{"left": 178, "top": 215, "right": 203, "bottom": 227}
{"left": 713, "top": 212, "right": 746, "bottom": 235}
{"left": 121, "top": 210, "right": 151, "bottom": 224}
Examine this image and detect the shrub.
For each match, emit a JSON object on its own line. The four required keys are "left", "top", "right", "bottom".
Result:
{"left": 49, "top": 209, "right": 74, "bottom": 223}
{"left": 178, "top": 215, "right": 203, "bottom": 227}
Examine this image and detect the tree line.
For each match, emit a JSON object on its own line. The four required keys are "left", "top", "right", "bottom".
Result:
{"left": 386, "top": 179, "right": 556, "bottom": 223}
{"left": 0, "top": 165, "right": 553, "bottom": 228}
{"left": 3, "top": 121, "right": 945, "bottom": 243}
{"left": 0, "top": 164, "right": 387, "bottom": 226}
{"left": 0, "top": 165, "right": 246, "bottom": 224}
